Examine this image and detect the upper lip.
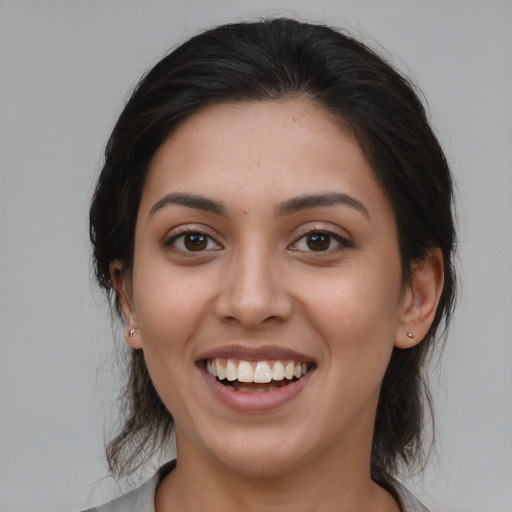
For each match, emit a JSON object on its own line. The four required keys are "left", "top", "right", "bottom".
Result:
{"left": 197, "top": 344, "right": 316, "bottom": 363}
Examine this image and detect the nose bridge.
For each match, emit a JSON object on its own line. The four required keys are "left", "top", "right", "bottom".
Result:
{"left": 214, "top": 236, "right": 292, "bottom": 327}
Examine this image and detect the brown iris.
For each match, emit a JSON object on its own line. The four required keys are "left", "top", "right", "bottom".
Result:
{"left": 184, "top": 233, "right": 208, "bottom": 251}
{"left": 306, "top": 233, "right": 331, "bottom": 251}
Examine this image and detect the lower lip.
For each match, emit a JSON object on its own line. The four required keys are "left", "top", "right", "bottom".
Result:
{"left": 200, "top": 366, "right": 314, "bottom": 412}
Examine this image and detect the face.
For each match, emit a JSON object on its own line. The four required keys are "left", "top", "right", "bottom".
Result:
{"left": 118, "top": 99, "right": 414, "bottom": 476}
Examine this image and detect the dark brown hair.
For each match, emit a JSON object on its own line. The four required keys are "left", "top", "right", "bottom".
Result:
{"left": 90, "top": 18, "right": 457, "bottom": 483}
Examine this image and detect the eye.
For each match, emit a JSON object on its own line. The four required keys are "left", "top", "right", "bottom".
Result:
{"left": 165, "top": 230, "right": 222, "bottom": 253}
{"left": 291, "top": 230, "right": 352, "bottom": 253}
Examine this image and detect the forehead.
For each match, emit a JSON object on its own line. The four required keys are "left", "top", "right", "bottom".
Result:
{"left": 141, "top": 99, "right": 389, "bottom": 221}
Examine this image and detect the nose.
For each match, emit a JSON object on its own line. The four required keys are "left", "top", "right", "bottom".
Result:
{"left": 213, "top": 242, "right": 293, "bottom": 329}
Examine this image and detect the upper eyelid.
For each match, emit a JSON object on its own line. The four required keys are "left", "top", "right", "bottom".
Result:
{"left": 292, "top": 222, "right": 352, "bottom": 240}
{"left": 164, "top": 224, "right": 219, "bottom": 238}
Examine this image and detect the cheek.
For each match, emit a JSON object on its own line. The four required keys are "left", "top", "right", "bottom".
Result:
{"left": 132, "top": 264, "right": 213, "bottom": 360}
{"left": 303, "top": 264, "right": 403, "bottom": 373}
{"left": 130, "top": 266, "right": 215, "bottom": 420}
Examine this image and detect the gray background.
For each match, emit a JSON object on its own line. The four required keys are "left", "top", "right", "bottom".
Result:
{"left": 1, "top": 1, "right": 511, "bottom": 511}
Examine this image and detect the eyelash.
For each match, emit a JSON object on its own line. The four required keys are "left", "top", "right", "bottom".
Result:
{"left": 290, "top": 229, "right": 353, "bottom": 253}
{"left": 163, "top": 226, "right": 353, "bottom": 255}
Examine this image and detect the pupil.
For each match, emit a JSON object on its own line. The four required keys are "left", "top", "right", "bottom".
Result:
{"left": 307, "top": 233, "right": 330, "bottom": 251}
{"left": 185, "top": 233, "right": 207, "bottom": 251}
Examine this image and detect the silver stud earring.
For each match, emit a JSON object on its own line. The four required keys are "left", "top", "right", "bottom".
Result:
{"left": 407, "top": 332, "right": 414, "bottom": 339}
{"left": 128, "top": 328, "right": 136, "bottom": 337}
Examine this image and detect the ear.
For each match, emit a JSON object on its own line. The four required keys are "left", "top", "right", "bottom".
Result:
{"left": 110, "top": 260, "right": 142, "bottom": 349}
{"left": 395, "top": 247, "right": 444, "bottom": 349}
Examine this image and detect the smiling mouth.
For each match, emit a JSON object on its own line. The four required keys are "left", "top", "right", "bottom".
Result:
{"left": 205, "top": 358, "right": 314, "bottom": 393}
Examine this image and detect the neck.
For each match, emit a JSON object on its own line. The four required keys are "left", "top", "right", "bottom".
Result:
{"left": 155, "top": 433, "right": 399, "bottom": 512}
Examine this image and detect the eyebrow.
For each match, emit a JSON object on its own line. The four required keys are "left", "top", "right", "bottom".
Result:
{"left": 276, "top": 193, "right": 370, "bottom": 219}
{"left": 149, "top": 192, "right": 227, "bottom": 217}
{"left": 149, "top": 191, "right": 369, "bottom": 219}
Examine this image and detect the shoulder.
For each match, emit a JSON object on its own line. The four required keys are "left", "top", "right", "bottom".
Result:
{"left": 79, "top": 461, "right": 176, "bottom": 512}
{"left": 391, "top": 479, "right": 430, "bottom": 512}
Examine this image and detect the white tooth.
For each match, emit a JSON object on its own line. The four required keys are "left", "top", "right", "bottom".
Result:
{"left": 238, "top": 361, "right": 254, "bottom": 382}
{"left": 209, "top": 360, "right": 218, "bottom": 377}
{"left": 271, "top": 361, "right": 285, "bottom": 381}
{"left": 285, "top": 361, "right": 295, "bottom": 380}
{"left": 301, "top": 363, "right": 308, "bottom": 376}
{"left": 225, "top": 359, "right": 237, "bottom": 381}
{"left": 254, "top": 362, "right": 272, "bottom": 383}
{"left": 216, "top": 359, "right": 226, "bottom": 380}
{"left": 294, "top": 363, "right": 302, "bottom": 379}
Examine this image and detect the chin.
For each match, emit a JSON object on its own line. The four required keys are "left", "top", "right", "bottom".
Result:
{"left": 200, "top": 426, "right": 314, "bottom": 477}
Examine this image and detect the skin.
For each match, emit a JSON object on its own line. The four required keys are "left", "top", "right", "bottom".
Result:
{"left": 113, "top": 99, "right": 444, "bottom": 512}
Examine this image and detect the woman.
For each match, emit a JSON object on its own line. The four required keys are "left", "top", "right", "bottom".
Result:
{"left": 86, "top": 18, "right": 456, "bottom": 512}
